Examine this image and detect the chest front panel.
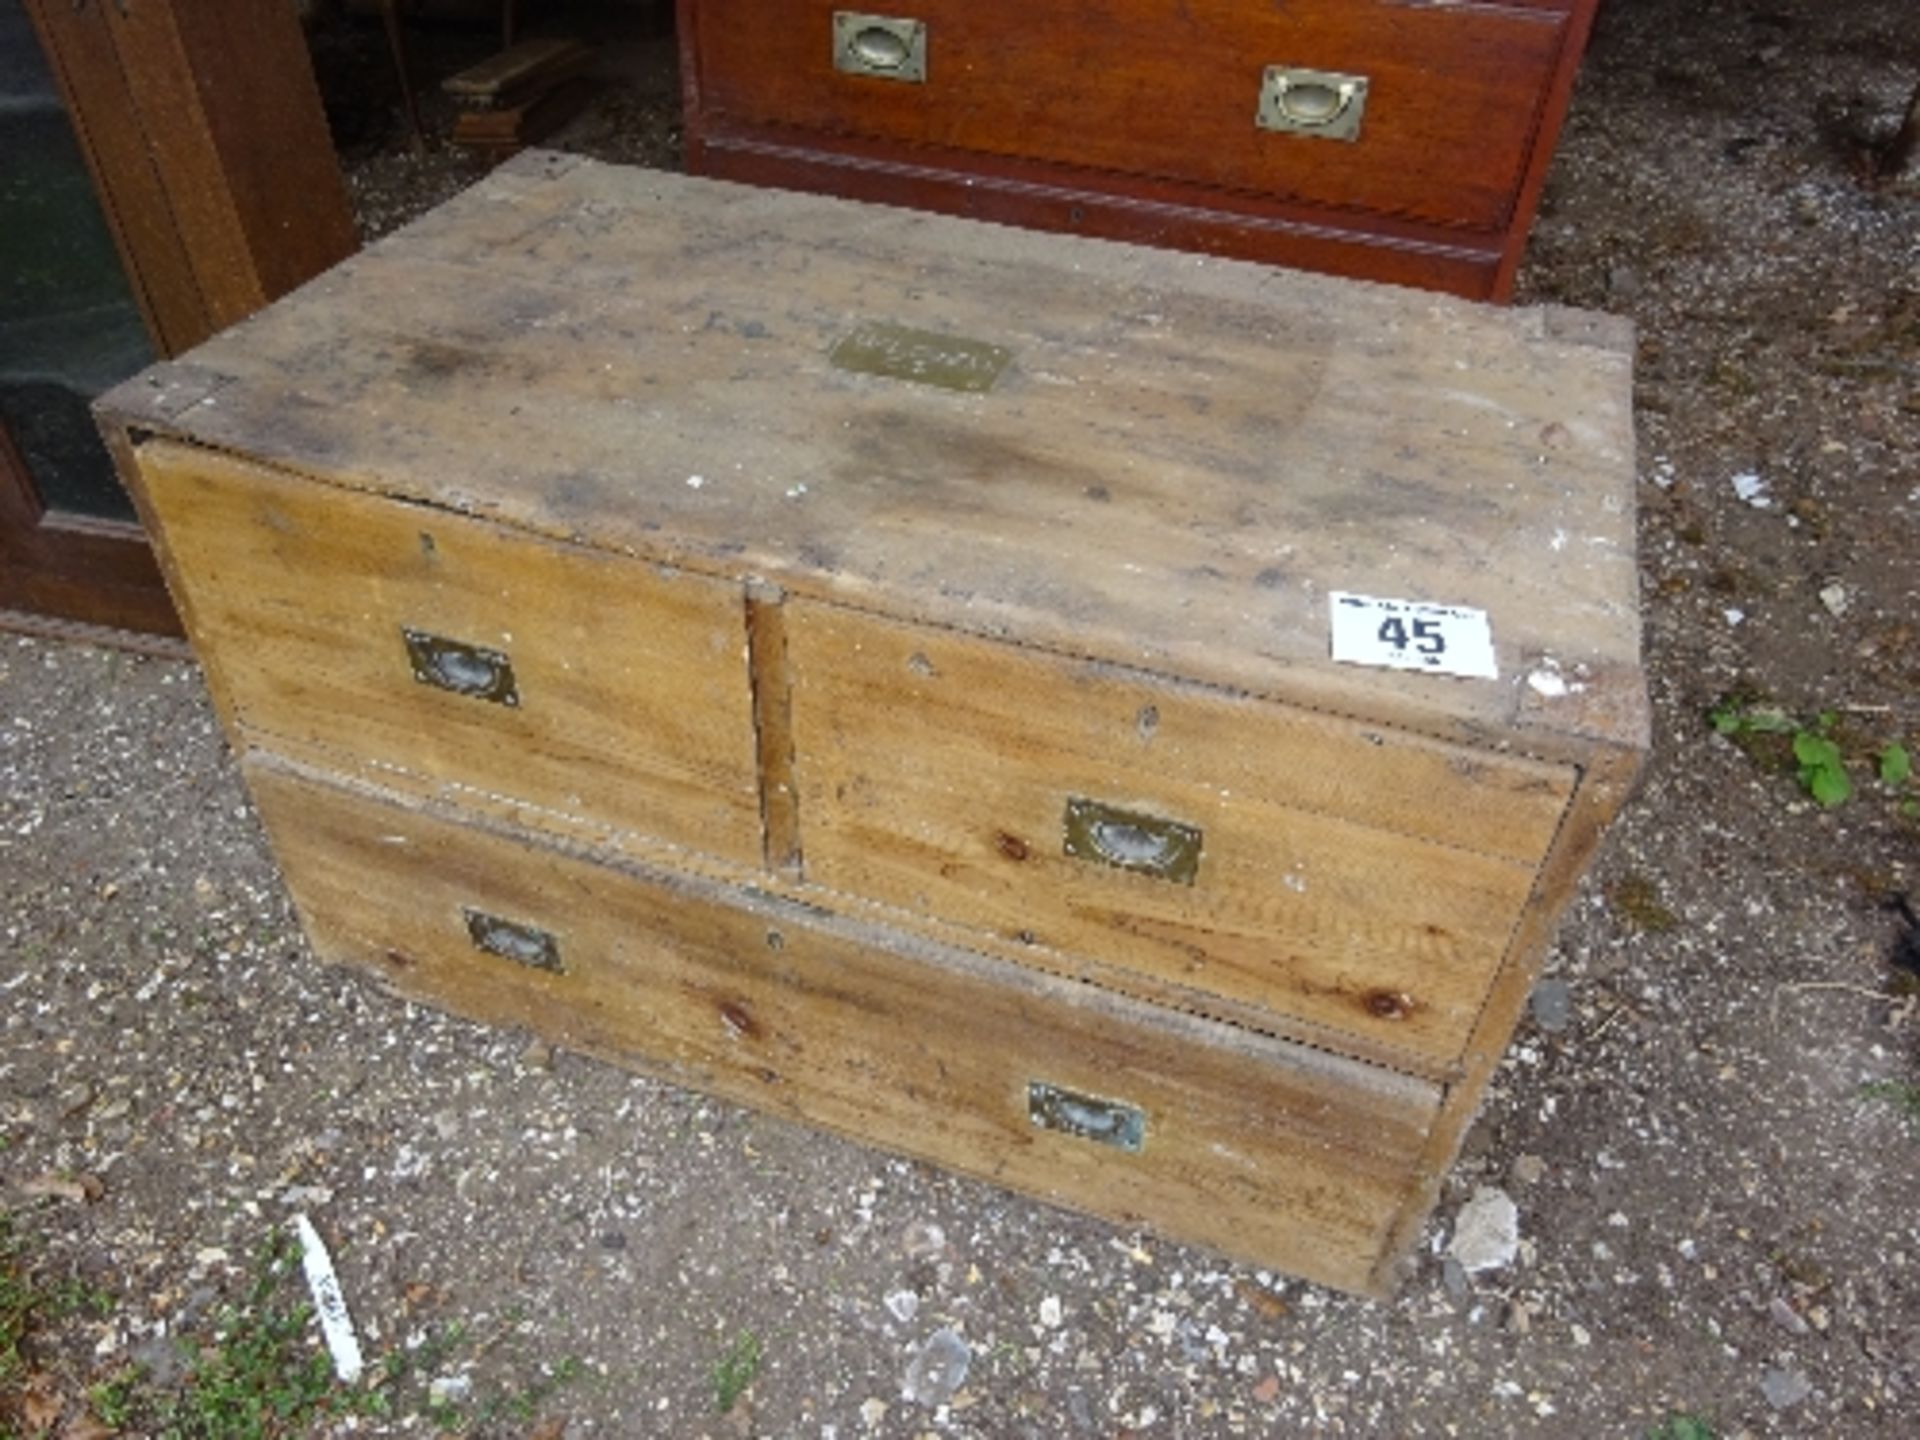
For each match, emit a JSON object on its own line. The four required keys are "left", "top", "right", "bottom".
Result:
{"left": 682, "top": 0, "right": 1600, "bottom": 295}
{"left": 783, "top": 599, "right": 1575, "bottom": 1070}
{"left": 696, "top": 0, "right": 1569, "bottom": 232}
{"left": 132, "top": 440, "right": 766, "bottom": 868}
{"left": 247, "top": 755, "right": 1445, "bottom": 1293}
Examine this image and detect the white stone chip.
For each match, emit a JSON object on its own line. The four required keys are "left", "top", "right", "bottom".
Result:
{"left": 1447, "top": 1186, "right": 1520, "bottom": 1275}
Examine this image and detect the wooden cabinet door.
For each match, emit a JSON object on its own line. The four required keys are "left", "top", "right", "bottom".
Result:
{"left": 1, "top": 0, "right": 356, "bottom": 645}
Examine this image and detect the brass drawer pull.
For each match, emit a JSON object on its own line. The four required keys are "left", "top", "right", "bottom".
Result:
{"left": 463, "top": 908, "right": 563, "bottom": 973}
{"left": 833, "top": 11, "right": 927, "bottom": 83}
{"left": 402, "top": 627, "right": 519, "bottom": 707}
{"left": 1256, "top": 66, "right": 1369, "bottom": 142}
{"left": 1063, "top": 797, "right": 1202, "bottom": 885}
{"left": 1028, "top": 1080, "right": 1145, "bottom": 1153}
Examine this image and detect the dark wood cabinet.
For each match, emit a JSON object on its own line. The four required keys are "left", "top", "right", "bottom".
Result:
{"left": 679, "top": 0, "right": 1599, "bottom": 299}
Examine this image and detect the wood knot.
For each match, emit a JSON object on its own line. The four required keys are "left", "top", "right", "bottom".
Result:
{"left": 995, "top": 831, "right": 1031, "bottom": 862}
{"left": 718, "top": 1000, "right": 762, "bottom": 1041}
{"left": 1363, "top": 989, "right": 1414, "bottom": 1021}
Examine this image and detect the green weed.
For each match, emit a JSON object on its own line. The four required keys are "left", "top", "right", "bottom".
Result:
{"left": 1858, "top": 1080, "right": 1920, "bottom": 1133}
{"left": 1790, "top": 725, "right": 1851, "bottom": 806}
{"left": 1648, "top": 1414, "right": 1716, "bottom": 1440}
{"left": 712, "top": 1330, "right": 762, "bottom": 1414}
{"left": 1, "top": 1214, "right": 33, "bottom": 1392}
{"left": 2, "top": 1212, "right": 109, "bottom": 1377}
{"left": 1612, "top": 872, "right": 1680, "bottom": 933}
{"left": 0, "top": 1215, "right": 584, "bottom": 1438}
{"left": 468, "top": 1355, "right": 585, "bottom": 1428}
{"left": 151, "top": 1232, "right": 338, "bottom": 1439}
{"left": 1881, "top": 743, "right": 1912, "bottom": 786}
{"left": 87, "top": 1370, "right": 139, "bottom": 1427}
{"left": 2, "top": 1211, "right": 124, "bottom": 1436}
{"left": 1710, "top": 697, "right": 1914, "bottom": 809}
{"left": 376, "top": 1318, "right": 467, "bottom": 1388}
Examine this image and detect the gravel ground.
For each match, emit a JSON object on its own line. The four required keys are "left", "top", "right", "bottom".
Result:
{"left": 4, "top": 1, "right": 1919, "bottom": 1437}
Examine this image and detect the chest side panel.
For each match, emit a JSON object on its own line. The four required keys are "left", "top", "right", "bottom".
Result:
{"left": 130, "top": 439, "right": 766, "bottom": 867}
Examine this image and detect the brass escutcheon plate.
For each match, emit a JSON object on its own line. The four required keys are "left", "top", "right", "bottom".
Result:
{"left": 1256, "top": 65, "right": 1369, "bottom": 142}
{"left": 1028, "top": 1080, "right": 1146, "bottom": 1153}
{"left": 829, "top": 321, "right": 1012, "bottom": 394}
{"left": 402, "top": 627, "right": 519, "bottom": 707}
{"left": 832, "top": 12, "right": 928, "bottom": 83}
{"left": 1062, "top": 797, "right": 1203, "bottom": 885}
{"left": 463, "top": 908, "right": 563, "bottom": 973}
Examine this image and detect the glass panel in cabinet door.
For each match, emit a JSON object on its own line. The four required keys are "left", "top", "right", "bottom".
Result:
{"left": 0, "top": 0, "right": 154, "bottom": 523}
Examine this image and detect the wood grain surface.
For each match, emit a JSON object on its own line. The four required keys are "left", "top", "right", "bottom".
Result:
{"left": 22, "top": 0, "right": 355, "bottom": 353}
{"left": 98, "top": 155, "right": 1643, "bottom": 759}
{"left": 99, "top": 159, "right": 1646, "bottom": 1289}
{"left": 678, "top": 0, "right": 1600, "bottom": 298}
{"left": 786, "top": 600, "right": 1570, "bottom": 1069}
{"left": 248, "top": 755, "right": 1443, "bottom": 1297}
{"left": 14, "top": 0, "right": 355, "bottom": 642}
{"left": 131, "top": 439, "right": 766, "bottom": 868}
{"left": 1367, "top": 740, "right": 1641, "bottom": 1291}
{"left": 680, "top": 129, "right": 1515, "bottom": 301}
{"left": 692, "top": 0, "right": 1567, "bottom": 232}
{"left": 1, "top": 426, "right": 176, "bottom": 637}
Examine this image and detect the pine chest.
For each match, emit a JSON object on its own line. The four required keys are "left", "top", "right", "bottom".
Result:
{"left": 99, "top": 153, "right": 1644, "bottom": 1296}
{"left": 678, "top": 0, "right": 1602, "bottom": 299}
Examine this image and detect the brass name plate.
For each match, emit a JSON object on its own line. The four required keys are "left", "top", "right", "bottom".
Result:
{"left": 829, "top": 322, "right": 1011, "bottom": 394}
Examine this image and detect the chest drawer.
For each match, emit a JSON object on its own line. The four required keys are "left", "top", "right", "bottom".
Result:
{"left": 692, "top": 0, "right": 1572, "bottom": 233}
{"left": 785, "top": 601, "right": 1575, "bottom": 1070}
{"left": 248, "top": 756, "right": 1443, "bottom": 1295}
{"left": 130, "top": 439, "right": 766, "bottom": 868}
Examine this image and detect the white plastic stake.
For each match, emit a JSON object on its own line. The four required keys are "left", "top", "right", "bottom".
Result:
{"left": 292, "top": 1213, "right": 365, "bottom": 1384}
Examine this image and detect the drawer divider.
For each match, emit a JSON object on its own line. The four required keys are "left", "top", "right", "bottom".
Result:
{"left": 746, "top": 582, "right": 804, "bottom": 877}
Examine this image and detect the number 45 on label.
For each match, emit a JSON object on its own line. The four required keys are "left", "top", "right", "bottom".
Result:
{"left": 1328, "top": 591, "right": 1498, "bottom": 680}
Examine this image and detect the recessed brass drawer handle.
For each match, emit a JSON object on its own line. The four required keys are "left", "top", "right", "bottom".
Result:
{"left": 402, "top": 627, "right": 519, "bottom": 707}
{"left": 1256, "top": 66, "right": 1369, "bottom": 142}
{"left": 1028, "top": 1080, "right": 1146, "bottom": 1153}
{"left": 463, "top": 908, "right": 563, "bottom": 973}
{"left": 1062, "top": 797, "right": 1202, "bottom": 885}
{"left": 833, "top": 11, "right": 927, "bottom": 83}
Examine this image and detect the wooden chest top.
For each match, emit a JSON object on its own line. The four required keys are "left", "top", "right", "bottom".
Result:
{"left": 103, "top": 151, "right": 1642, "bottom": 756}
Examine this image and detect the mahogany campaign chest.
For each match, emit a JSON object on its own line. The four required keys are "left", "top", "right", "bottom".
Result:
{"left": 99, "top": 153, "right": 1644, "bottom": 1296}
{"left": 678, "top": 0, "right": 1603, "bottom": 299}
